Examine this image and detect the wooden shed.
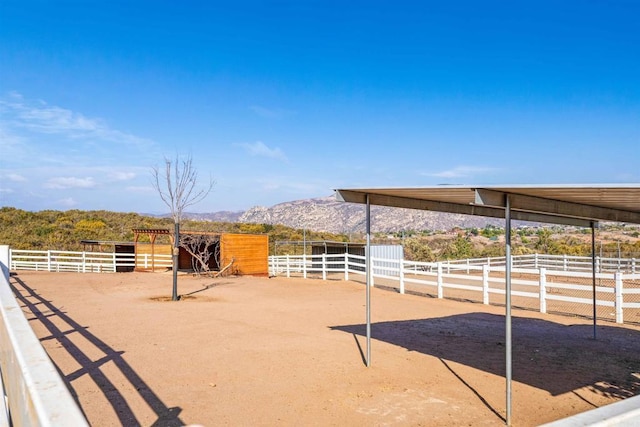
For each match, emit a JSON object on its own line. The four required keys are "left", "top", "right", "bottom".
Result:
{"left": 220, "top": 233, "right": 269, "bottom": 276}
{"left": 132, "top": 229, "right": 268, "bottom": 276}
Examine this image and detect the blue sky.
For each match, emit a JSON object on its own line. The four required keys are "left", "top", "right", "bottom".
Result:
{"left": 1, "top": 1, "right": 638, "bottom": 214}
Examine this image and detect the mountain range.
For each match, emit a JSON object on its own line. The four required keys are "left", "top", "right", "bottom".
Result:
{"left": 180, "top": 194, "right": 503, "bottom": 234}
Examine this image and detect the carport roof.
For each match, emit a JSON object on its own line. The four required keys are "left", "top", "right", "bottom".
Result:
{"left": 335, "top": 184, "right": 640, "bottom": 227}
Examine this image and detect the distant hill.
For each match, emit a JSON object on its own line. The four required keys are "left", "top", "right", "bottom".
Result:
{"left": 182, "top": 194, "right": 504, "bottom": 233}
{"left": 183, "top": 210, "right": 244, "bottom": 223}
{"left": 144, "top": 210, "right": 243, "bottom": 223}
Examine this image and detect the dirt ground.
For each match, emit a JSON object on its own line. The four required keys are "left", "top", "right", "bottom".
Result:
{"left": 9, "top": 271, "right": 640, "bottom": 426}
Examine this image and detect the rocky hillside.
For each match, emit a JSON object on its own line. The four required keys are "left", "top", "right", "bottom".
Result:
{"left": 234, "top": 195, "right": 502, "bottom": 233}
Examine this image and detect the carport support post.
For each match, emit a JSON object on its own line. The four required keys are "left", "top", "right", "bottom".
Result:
{"left": 591, "top": 222, "right": 597, "bottom": 340}
{"left": 366, "top": 194, "right": 372, "bottom": 367}
{"left": 505, "top": 195, "right": 512, "bottom": 426}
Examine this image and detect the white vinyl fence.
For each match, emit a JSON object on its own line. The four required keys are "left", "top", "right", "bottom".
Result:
{"left": 269, "top": 253, "right": 640, "bottom": 325}
{"left": 9, "top": 249, "right": 172, "bottom": 273}
{"left": 446, "top": 253, "right": 638, "bottom": 274}
{"left": 0, "top": 245, "right": 89, "bottom": 426}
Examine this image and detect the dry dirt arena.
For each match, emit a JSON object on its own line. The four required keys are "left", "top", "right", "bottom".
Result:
{"left": 10, "top": 271, "right": 640, "bottom": 426}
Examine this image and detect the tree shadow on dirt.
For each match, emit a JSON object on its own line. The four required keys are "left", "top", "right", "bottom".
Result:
{"left": 10, "top": 275, "right": 185, "bottom": 427}
{"left": 331, "top": 312, "right": 640, "bottom": 400}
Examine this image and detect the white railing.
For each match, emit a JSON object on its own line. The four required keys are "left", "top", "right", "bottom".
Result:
{"left": 269, "top": 253, "right": 640, "bottom": 324}
{"left": 445, "top": 253, "right": 638, "bottom": 273}
{"left": 9, "top": 249, "right": 173, "bottom": 273}
{"left": 540, "top": 393, "right": 640, "bottom": 426}
{"left": 0, "top": 245, "right": 89, "bottom": 426}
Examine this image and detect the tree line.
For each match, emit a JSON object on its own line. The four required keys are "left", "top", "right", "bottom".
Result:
{"left": 0, "top": 207, "right": 350, "bottom": 255}
{"left": 2, "top": 207, "right": 639, "bottom": 261}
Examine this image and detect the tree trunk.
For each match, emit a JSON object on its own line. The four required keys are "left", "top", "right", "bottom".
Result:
{"left": 172, "top": 222, "right": 180, "bottom": 301}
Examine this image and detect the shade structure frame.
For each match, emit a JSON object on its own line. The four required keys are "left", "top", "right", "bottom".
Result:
{"left": 336, "top": 184, "right": 640, "bottom": 426}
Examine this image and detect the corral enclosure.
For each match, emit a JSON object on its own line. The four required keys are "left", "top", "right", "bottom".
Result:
{"left": 12, "top": 270, "right": 640, "bottom": 426}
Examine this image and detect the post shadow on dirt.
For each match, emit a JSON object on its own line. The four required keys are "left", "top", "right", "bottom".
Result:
{"left": 10, "top": 275, "right": 185, "bottom": 427}
{"left": 331, "top": 312, "right": 640, "bottom": 400}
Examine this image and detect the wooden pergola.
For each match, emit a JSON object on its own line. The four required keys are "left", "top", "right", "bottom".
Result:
{"left": 132, "top": 229, "right": 173, "bottom": 271}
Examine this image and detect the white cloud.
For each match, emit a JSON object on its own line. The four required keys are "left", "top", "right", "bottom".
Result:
{"left": 0, "top": 125, "right": 24, "bottom": 147}
{"left": 235, "top": 141, "right": 288, "bottom": 162}
{"left": 109, "top": 171, "right": 136, "bottom": 181}
{"left": 425, "top": 165, "right": 498, "bottom": 179}
{"left": 0, "top": 93, "right": 153, "bottom": 147}
{"left": 7, "top": 173, "right": 27, "bottom": 182}
{"left": 0, "top": 188, "right": 14, "bottom": 194}
{"left": 44, "top": 177, "right": 96, "bottom": 189}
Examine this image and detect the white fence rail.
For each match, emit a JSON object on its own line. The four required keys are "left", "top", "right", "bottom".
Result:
{"left": 10, "top": 249, "right": 172, "bottom": 273}
{"left": 443, "top": 253, "right": 638, "bottom": 273}
{"left": 0, "top": 245, "right": 89, "bottom": 426}
{"left": 269, "top": 253, "right": 640, "bottom": 325}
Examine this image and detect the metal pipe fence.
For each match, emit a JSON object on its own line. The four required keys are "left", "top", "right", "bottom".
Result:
{"left": 269, "top": 253, "right": 640, "bottom": 325}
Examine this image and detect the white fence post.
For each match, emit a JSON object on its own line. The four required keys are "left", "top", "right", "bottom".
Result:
{"left": 370, "top": 257, "right": 375, "bottom": 287}
{"left": 615, "top": 272, "right": 624, "bottom": 324}
{"left": 399, "top": 258, "right": 405, "bottom": 294}
{"left": 563, "top": 254, "right": 568, "bottom": 271}
{"left": 303, "top": 254, "right": 307, "bottom": 279}
{"left": 47, "top": 250, "right": 52, "bottom": 272}
{"left": 633, "top": 258, "right": 636, "bottom": 274}
{"left": 437, "top": 262, "right": 443, "bottom": 299}
{"left": 322, "top": 254, "right": 327, "bottom": 281}
{"left": 343, "top": 253, "right": 348, "bottom": 281}
{"left": 286, "top": 254, "right": 291, "bottom": 278}
{"left": 534, "top": 253, "right": 539, "bottom": 269}
{"left": 0, "top": 245, "right": 9, "bottom": 281}
{"left": 539, "top": 268, "right": 547, "bottom": 314}
{"left": 482, "top": 264, "right": 489, "bottom": 305}
{"left": 82, "top": 252, "right": 86, "bottom": 273}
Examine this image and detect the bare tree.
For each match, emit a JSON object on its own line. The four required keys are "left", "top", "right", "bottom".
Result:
{"left": 152, "top": 155, "right": 214, "bottom": 300}
{"left": 180, "top": 233, "right": 221, "bottom": 276}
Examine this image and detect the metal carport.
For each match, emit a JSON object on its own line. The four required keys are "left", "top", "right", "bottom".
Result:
{"left": 335, "top": 184, "right": 640, "bottom": 426}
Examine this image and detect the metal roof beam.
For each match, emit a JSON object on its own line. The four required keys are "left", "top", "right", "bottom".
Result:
{"left": 336, "top": 190, "right": 595, "bottom": 227}
{"left": 475, "top": 189, "right": 640, "bottom": 224}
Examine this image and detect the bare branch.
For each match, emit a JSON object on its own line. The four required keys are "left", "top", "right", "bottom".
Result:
{"left": 150, "top": 154, "right": 215, "bottom": 224}
{"left": 180, "top": 233, "right": 221, "bottom": 277}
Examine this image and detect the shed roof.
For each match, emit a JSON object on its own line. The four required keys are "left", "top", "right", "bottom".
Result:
{"left": 336, "top": 184, "right": 640, "bottom": 227}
